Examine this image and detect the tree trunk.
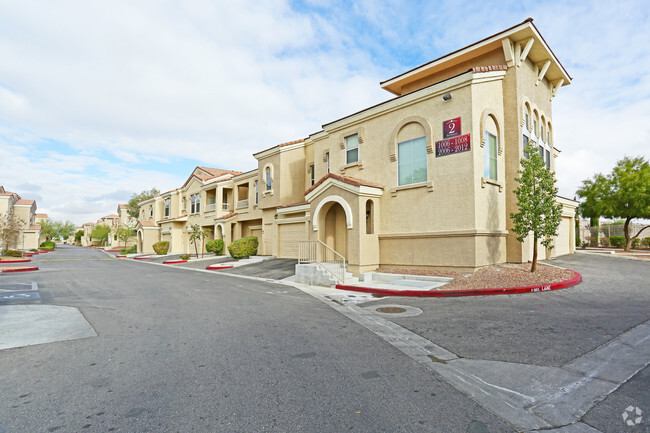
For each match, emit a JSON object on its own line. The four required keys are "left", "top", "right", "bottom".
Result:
{"left": 531, "top": 235, "right": 538, "bottom": 272}
{"left": 624, "top": 217, "right": 632, "bottom": 252}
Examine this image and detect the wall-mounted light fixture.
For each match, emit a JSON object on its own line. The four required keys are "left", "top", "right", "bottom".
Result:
{"left": 442, "top": 93, "right": 452, "bottom": 101}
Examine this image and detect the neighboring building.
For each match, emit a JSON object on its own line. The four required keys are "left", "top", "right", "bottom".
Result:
{"left": 0, "top": 186, "right": 42, "bottom": 250}
{"left": 81, "top": 222, "right": 95, "bottom": 246}
{"left": 109, "top": 204, "right": 137, "bottom": 249}
{"left": 137, "top": 18, "right": 578, "bottom": 274}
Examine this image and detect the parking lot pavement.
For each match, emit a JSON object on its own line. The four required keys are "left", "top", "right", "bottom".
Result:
{"left": 217, "top": 258, "right": 298, "bottom": 280}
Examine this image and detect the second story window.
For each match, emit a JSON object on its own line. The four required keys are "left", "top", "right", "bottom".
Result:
{"left": 398, "top": 136, "right": 427, "bottom": 186}
{"left": 164, "top": 198, "right": 170, "bottom": 218}
{"left": 483, "top": 132, "right": 498, "bottom": 181}
{"left": 326, "top": 152, "right": 330, "bottom": 173}
{"left": 345, "top": 134, "right": 359, "bottom": 164}
{"left": 190, "top": 194, "right": 196, "bottom": 214}
{"left": 309, "top": 164, "right": 315, "bottom": 186}
{"left": 265, "top": 167, "right": 272, "bottom": 191}
{"left": 149, "top": 205, "right": 153, "bottom": 218}
{"left": 255, "top": 180, "right": 258, "bottom": 204}
{"left": 195, "top": 194, "right": 200, "bottom": 213}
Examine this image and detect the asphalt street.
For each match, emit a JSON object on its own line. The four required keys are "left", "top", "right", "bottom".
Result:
{"left": 0, "top": 246, "right": 516, "bottom": 433}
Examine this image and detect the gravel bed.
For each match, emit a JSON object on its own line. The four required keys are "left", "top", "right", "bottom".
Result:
{"left": 378, "top": 263, "right": 576, "bottom": 291}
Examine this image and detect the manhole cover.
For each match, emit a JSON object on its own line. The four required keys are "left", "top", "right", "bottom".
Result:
{"left": 376, "top": 306, "right": 407, "bottom": 314}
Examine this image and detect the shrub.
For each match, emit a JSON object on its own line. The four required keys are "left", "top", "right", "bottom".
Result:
{"left": 2, "top": 249, "right": 22, "bottom": 257}
{"left": 152, "top": 241, "right": 169, "bottom": 255}
{"left": 227, "top": 236, "right": 258, "bottom": 259}
{"left": 609, "top": 236, "right": 626, "bottom": 248}
{"left": 180, "top": 254, "right": 191, "bottom": 260}
{"left": 40, "top": 240, "right": 55, "bottom": 250}
{"left": 30, "top": 248, "right": 38, "bottom": 252}
{"left": 206, "top": 239, "right": 225, "bottom": 255}
{"left": 643, "top": 237, "right": 650, "bottom": 248}
{"left": 631, "top": 238, "right": 641, "bottom": 248}
{"left": 121, "top": 245, "right": 137, "bottom": 254}
{"left": 600, "top": 237, "right": 610, "bottom": 247}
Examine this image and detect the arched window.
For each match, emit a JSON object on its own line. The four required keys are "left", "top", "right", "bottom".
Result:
{"left": 483, "top": 115, "right": 498, "bottom": 181}
{"left": 396, "top": 122, "right": 427, "bottom": 186}
{"left": 265, "top": 166, "right": 272, "bottom": 191}
{"left": 365, "top": 200, "right": 374, "bottom": 234}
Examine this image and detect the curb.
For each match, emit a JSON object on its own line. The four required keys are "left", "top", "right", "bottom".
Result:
{"left": 206, "top": 264, "right": 234, "bottom": 270}
{"left": 0, "top": 259, "right": 31, "bottom": 263}
{"left": 1, "top": 267, "right": 39, "bottom": 273}
{"left": 134, "top": 256, "right": 152, "bottom": 260}
{"left": 335, "top": 270, "right": 582, "bottom": 297}
{"left": 164, "top": 260, "right": 188, "bottom": 264}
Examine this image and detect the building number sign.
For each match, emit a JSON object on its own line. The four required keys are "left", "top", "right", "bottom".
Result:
{"left": 436, "top": 117, "right": 470, "bottom": 157}
{"left": 443, "top": 117, "right": 461, "bottom": 138}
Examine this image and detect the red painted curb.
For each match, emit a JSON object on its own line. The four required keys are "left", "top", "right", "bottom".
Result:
{"left": 116, "top": 255, "right": 127, "bottom": 258}
{"left": 106, "top": 249, "right": 122, "bottom": 252}
{"left": 164, "top": 260, "right": 188, "bottom": 264}
{"left": 0, "top": 259, "right": 31, "bottom": 263}
{"left": 39, "top": 250, "right": 50, "bottom": 253}
{"left": 1, "top": 267, "right": 39, "bottom": 273}
{"left": 206, "top": 264, "right": 234, "bottom": 270}
{"left": 335, "top": 270, "right": 582, "bottom": 298}
{"left": 134, "top": 256, "right": 152, "bottom": 260}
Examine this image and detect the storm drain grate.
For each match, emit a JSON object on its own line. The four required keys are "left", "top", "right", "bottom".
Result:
{"left": 376, "top": 306, "right": 407, "bottom": 314}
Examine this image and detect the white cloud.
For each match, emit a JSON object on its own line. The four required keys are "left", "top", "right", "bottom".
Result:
{"left": 0, "top": 0, "right": 648, "bottom": 224}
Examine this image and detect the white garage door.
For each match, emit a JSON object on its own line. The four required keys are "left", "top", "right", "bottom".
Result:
{"left": 278, "top": 223, "right": 305, "bottom": 258}
{"left": 555, "top": 216, "right": 571, "bottom": 257}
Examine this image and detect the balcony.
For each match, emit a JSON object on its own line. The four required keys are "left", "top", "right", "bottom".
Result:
{"left": 222, "top": 203, "right": 232, "bottom": 211}
{"left": 205, "top": 203, "right": 216, "bottom": 212}
{"left": 236, "top": 199, "right": 249, "bottom": 209}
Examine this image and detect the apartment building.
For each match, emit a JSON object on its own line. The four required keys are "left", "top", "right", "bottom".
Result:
{"left": 137, "top": 19, "right": 577, "bottom": 274}
{"left": 0, "top": 186, "right": 42, "bottom": 250}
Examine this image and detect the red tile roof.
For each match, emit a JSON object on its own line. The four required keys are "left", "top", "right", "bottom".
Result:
{"left": 118, "top": 204, "right": 128, "bottom": 209}
{"left": 29, "top": 225, "right": 41, "bottom": 230}
{"left": 215, "top": 212, "right": 238, "bottom": 221}
{"left": 182, "top": 167, "right": 243, "bottom": 188}
{"left": 102, "top": 214, "right": 119, "bottom": 219}
{"left": 35, "top": 213, "right": 48, "bottom": 218}
{"left": 138, "top": 220, "right": 156, "bottom": 227}
{"left": 253, "top": 139, "right": 305, "bottom": 156}
{"left": 14, "top": 199, "right": 35, "bottom": 205}
{"left": 304, "top": 173, "right": 384, "bottom": 196}
{"left": 471, "top": 65, "right": 508, "bottom": 73}
{"left": 277, "top": 201, "right": 309, "bottom": 209}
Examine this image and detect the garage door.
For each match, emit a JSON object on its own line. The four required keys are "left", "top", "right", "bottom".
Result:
{"left": 278, "top": 223, "right": 305, "bottom": 258}
{"left": 554, "top": 216, "right": 571, "bottom": 257}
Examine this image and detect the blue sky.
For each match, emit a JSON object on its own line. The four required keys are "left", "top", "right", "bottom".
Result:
{"left": 0, "top": 0, "right": 648, "bottom": 225}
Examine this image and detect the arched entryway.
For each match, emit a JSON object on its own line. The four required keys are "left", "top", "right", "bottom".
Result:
{"left": 137, "top": 230, "right": 143, "bottom": 253}
{"left": 319, "top": 202, "right": 348, "bottom": 258}
{"left": 215, "top": 224, "right": 224, "bottom": 240}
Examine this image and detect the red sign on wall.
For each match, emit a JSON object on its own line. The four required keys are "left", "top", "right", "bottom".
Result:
{"left": 435, "top": 134, "right": 471, "bottom": 157}
{"left": 443, "top": 117, "right": 461, "bottom": 138}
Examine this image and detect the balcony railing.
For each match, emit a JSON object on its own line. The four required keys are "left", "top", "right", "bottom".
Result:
{"left": 205, "top": 203, "right": 216, "bottom": 212}
{"left": 222, "top": 203, "right": 232, "bottom": 211}
{"left": 236, "top": 199, "right": 249, "bottom": 209}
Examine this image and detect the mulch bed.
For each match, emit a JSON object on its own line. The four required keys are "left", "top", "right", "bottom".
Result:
{"left": 378, "top": 263, "right": 576, "bottom": 291}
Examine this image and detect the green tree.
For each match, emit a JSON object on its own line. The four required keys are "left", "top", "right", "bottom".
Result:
{"left": 38, "top": 219, "right": 58, "bottom": 241}
{"left": 0, "top": 215, "right": 25, "bottom": 252}
{"left": 127, "top": 188, "right": 160, "bottom": 220}
{"left": 510, "top": 143, "right": 563, "bottom": 272}
{"left": 58, "top": 220, "right": 76, "bottom": 240}
{"left": 74, "top": 229, "right": 84, "bottom": 244}
{"left": 577, "top": 156, "right": 650, "bottom": 251}
{"left": 90, "top": 223, "right": 111, "bottom": 246}
{"left": 116, "top": 223, "right": 136, "bottom": 249}
{"left": 189, "top": 224, "right": 208, "bottom": 258}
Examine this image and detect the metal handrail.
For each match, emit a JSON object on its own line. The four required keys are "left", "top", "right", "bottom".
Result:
{"left": 298, "top": 240, "right": 346, "bottom": 284}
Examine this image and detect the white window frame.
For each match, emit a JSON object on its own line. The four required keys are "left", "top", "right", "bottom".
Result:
{"left": 483, "top": 131, "right": 498, "bottom": 181}
{"left": 345, "top": 134, "right": 359, "bottom": 164}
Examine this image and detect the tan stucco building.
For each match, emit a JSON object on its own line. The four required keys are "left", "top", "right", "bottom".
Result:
{"left": 136, "top": 19, "right": 577, "bottom": 274}
{"left": 0, "top": 186, "right": 42, "bottom": 251}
